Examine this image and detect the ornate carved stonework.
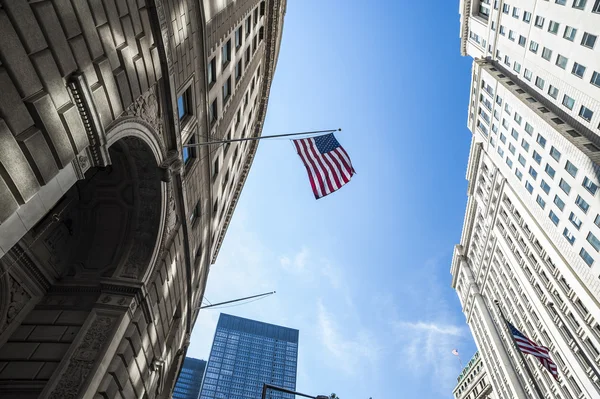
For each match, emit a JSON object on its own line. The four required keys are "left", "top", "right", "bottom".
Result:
{"left": 48, "top": 315, "right": 117, "bottom": 399}
{"left": 125, "top": 85, "right": 165, "bottom": 142}
{"left": 0, "top": 276, "right": 31, "bottom": 334}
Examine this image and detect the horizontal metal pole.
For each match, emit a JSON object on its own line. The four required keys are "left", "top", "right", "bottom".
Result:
{"left": 183, "top": 128, "right": 341, "bottom": 147}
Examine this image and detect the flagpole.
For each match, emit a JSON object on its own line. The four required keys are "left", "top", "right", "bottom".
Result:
{"left": 494, "top": 300, "right": 545, "bottom": 399}
{"left": 183, "top": 128, "right": 341, "bottom": 147}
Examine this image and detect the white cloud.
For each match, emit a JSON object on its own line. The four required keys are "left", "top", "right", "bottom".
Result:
{"left": 316, "top": 299, "right": 381, "bottom": 376}
{"left": 392, "top": 319, "right": 467, "bottom": 394}
{"left": 280, "top": 247, "right": 310, "bottom": 273}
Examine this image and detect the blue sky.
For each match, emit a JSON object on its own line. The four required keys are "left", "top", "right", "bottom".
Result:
{"left": 187, "top": 1, "right": 478, "bottom": 397}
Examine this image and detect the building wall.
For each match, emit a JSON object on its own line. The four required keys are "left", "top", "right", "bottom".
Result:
{"left": 173, "top": 357, "right": 207, "bottom": 399}
{"left": 453, "top": 352, "right": 496, "bottom": 399}
{"left": 461, "top": 0, "right": 600, "bottom": 140}
{"left": 200, "top": 313, "right": 299, "bottom": 399}
{"left": 0, "top": 0, "right": 286, "bottom": 398}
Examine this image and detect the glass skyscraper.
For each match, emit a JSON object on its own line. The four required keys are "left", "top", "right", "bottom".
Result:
{"left": 173, "top": 357, "right": 207, "bottom": 399}
{"left": 200, "top": 313, "right": 299, "bottom": 399}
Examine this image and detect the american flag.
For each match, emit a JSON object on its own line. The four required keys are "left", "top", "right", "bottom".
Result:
{"left": 508, "top": 322, "right": 559, "bottom": 380}
{"left": 293, "top": 133, "right": 355, "bottom": 199}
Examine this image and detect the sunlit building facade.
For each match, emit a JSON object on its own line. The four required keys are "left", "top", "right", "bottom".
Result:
{"left": 200, "top": 314, "right": 299, "bottom": 399}
{"left": 453, "top": 352, "right": 495, "bottom": 399}
{"left": 0, "top": 0, "right": 286, "bottom": 398}
{"left": 452, "top": 1, "right": 600, "bottom": 398}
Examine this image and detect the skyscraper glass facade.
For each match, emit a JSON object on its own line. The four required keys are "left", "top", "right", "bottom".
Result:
{"left": 174, "top": 357, "right": 207, "bottom": 399}
{"left": 200, "top": 313, "right": 299, "bottom": 399}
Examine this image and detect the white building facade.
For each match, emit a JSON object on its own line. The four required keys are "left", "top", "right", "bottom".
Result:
{"left": 452, "top": 1, "right": 600, "bottom": 398}
{"left": 453, "top": 351, "right": 496, "bottom": 399}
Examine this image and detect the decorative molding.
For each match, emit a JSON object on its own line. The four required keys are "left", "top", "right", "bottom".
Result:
{"left": 125, "top": 85, "right": 168, "bottom": 153}
{"left": 48, "top": 315, "right": 117, "bottom": 399}
{"left": 67, "top": 72, "right": 111, "bottom": 169}
{"left": 0, "top": 275, "right": 31, "bottom": 335}
{"left": 154, "top": 0, "right": 175, "bottom": 76}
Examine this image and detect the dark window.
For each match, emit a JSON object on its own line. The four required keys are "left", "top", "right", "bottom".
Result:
{"left": 254, "top": 7, "right": 258, "bottom": 25}
{"left": 222, "top": 76, "right": 231, "bottom": 103}
{"left": 246, "top": 16, "right": 252, "bottom": 37}
{"left": 210, "top": 99, "right": 218, "bottom": 123}
{"left": 260, "top": 1, "right": 266, "bottom": 16}
{"left": 189, "top": 201, "right": 201, "bottom": 225}
{"left": 259, "top": 27, "right": 265, "bottom": 42}
{"left": 236, "top": 60, "right": 243, "bottom": 81}
{"left": 235, "top": 26, "right": 243, "bottom": 50}
{"left": 208, "top": 57, "right": 216, "bottom": 85}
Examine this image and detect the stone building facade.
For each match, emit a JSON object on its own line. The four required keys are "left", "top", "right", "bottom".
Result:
{"left": 452, "top": 1, "right": 600, "bottom": 398}
{"left": 453, "top": 352, "right": 495, "bottom": 399}
{"left": 0, "top": 0, "right": 286, "bottom": 398}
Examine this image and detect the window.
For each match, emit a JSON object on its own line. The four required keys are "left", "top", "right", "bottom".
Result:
{"left": 526, "top": 181, "right": 534, "bottom": 193}
{"left": 502, "top": 3, "right": 510, "bottom": 13}
{"left": 554, "top": 195, "right": 565, "bottom": 211}
{"left": 245, "top": 47, "right": 250, "bottom": 65}
{"left": 533, "top": 151, "right": 542, "bottom": 164}
{"left": 505, "top": 103, "right": 512, "bottom": 115}
{"left": 560, "top": 178, "right": 572, "bottom": 194}
{"left": 525, "top": 123, "right": 534, "bottom": 135}
{"left": 573, "top": 0, "right": 587, "bottom": 9}
{"left": 208, "top": 57, "right": 216, "bottom": 85}
{"left": 581, "top": 32, "right": 597, "bottom": 49}
{"left": 562, "top": 95, "right": 575, "bottom": 110}
{"left": 534, "top": 16, "right": 545, "bottom": 28}
{"left": 580, "top": 248, "right": 594, "bottom": 266}
{"left": 511, "top": 128, "right": 519, "bottom": 140}
{"left": 565, "top": 161, "right": 578, "bottom": 177}
{"left": 535, "top": 76, "right": 545, "bottom": 89}
{"left": 537, "top": 195, "right": 546, "bottom": 209}
{"left": 499, "top": 25, "right": 506, "bottom": 35}
{"left": 556, "top": 55, "right": 568, "bottom": 69}
{"left": 512, "top": 7, "right": 520, "bottom": 17}
{"left": 545, "top": 164, "right": 556, "bottom": 179}
{"left": 509, "top": 143, "right": 516, "bottom": 155}
{"left": 549, "top": 147, "right": 561, "bottom": 162}
{"left": 566, "top": 129, "right": 581, "bottom": 138}
{"left": 222, "top": 40, "right": 231, "bottom": 65}
{"left": 516, "top": 169, "right": 523, "bottom": 180}
{"left": 508, "top": 30, "right": 516, "bottom": 41}
{"left": 514, "top": 114, "right": 522, "bottom": 125}
{"left": 524, "top": 69, "right": 533, "bottom": 81}
{"left": 537, "top": 134, "right": 547, "bottom": 148}
{"left": 523, "top": 11, "right": 532, "bottom": 22}
{"left": 209, "top": 99, "right": 218, "bottom": 123}
{"left": 563, "top": 228, "right": 576, "bottom": 245}
{"left": 563, "top": 26, "right": 577, "bottom": 41}
{"left": 177, "top": 89, "right": 192, "bottom": 121}
{"left": 498, "top": 147, "right": 505, "bottom": 157}
{"left": 583, "top": 177, "right": 598, "bottom": 195}
{"left": 579, "top": 105, "right": 593, "bottom": 121}
{"left": 542, "top": 47, "right": 553, "bottom": 61}
{"left": 588, "top": 232, "right": 600, "bottom": 251}
{"left": 518, "top": 154, "right": 526, "bottom": 166}
{"left": 548, "top": 85, "right": 559, "bottom": 99}
{"left": 585, "top": 143, "right": 600, "bottom": 152}
{"left": 222, "top": 76, "right": 231, "bottom": 103}
{"left": 556, "top": 0, "right": 567, "bottom": 4}
{"left": 514, "top": 61, "right": 522, "bottom": 73}
{"left": 590, "top": 71, "right": 600, "bottom": 87}
{"left": 254, "top": 7, "right": 258, "bottom": 25}
{"left": 506, "top": 157, "right": 513, "bottom": 168}
{"left": 245, "top": 16, "right": 252, "bottom": 37}
{"left": 504, "top": 55, "right": 511, "bottom": 66}
{"left": 183, "top": 135, "right": 196, "bottom": 165}
{"left": 594, "top": 0, "right": 600, "bottom": 13}
{"left": 500, "top": 133, "right": 507, "bottom": 144}
{"left": 596, "top": 214, "right": 600, "bottom": 228}
{"left": 529, "top": 41, "right": 539, "bottom": 53}
{"left": 538, "top": 106, "right": 550, "bottom": 113}
{"left": 522, "top": 140, "right": 530, "bottom": 152}
{"left": 572, "top": 63, "right": 586, "bottom": 78}
{"left": 235, "top": 60, "right": 242, "bottom": 81}
{"left": 529, "top": 166, "right": 538, "bottom": 180}
{"left": 541, "top": 180, "right": 551, "bottom": 194}
{"left": 576, "top": 195, "right": 590, "bottom": 213}
{"left": 569, "top": 212, "right": 583, "bottom": 229}
{"left": 548, "top": 21, "right": 560, "bottom": 34}
{"left": 189, "top": 201, "right": 201, "bottom": 225}
{"left": 549, "top": 210, "right": 560, "bottom": 225}
{"left": 235, "top": 26, "right": 243, "bottom": 50}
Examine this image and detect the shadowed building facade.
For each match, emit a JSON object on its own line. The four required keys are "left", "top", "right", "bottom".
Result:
{"left": 0, "top": 0, "right": 286, "bottom": 398}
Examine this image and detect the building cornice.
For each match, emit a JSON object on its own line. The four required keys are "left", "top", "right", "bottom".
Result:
{"left": 459, "top": 0, "right": 472, "bottom": 56}
{"left": 211, "top": 0, "right": 286, "bottom": 263}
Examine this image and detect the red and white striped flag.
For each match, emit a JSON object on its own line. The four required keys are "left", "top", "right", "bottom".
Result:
{"left": 508, "top": 322, "right": 559, "bottom": 380}
{"left": 293, "top": 133, "right": 355, "bottom": 199}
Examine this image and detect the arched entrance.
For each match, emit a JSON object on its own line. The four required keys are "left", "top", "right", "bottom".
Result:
{"left": 0, "top": 125, "right": 167, "bottom": 399}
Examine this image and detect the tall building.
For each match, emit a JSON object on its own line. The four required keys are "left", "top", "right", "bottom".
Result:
{"left": 452, "top": 1, "right": 600, "bottom": 399}
{"left": 453, "top": 352, "right": 495, "bottom": 399}
{"left": 200, "top": 313, "right": 299, "bottom": 399}
{"left": 0, "top": 1, "right": 286, "bottom": 398}
{"left": 173, "top": 357, "right": 207, "bottom": 399}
